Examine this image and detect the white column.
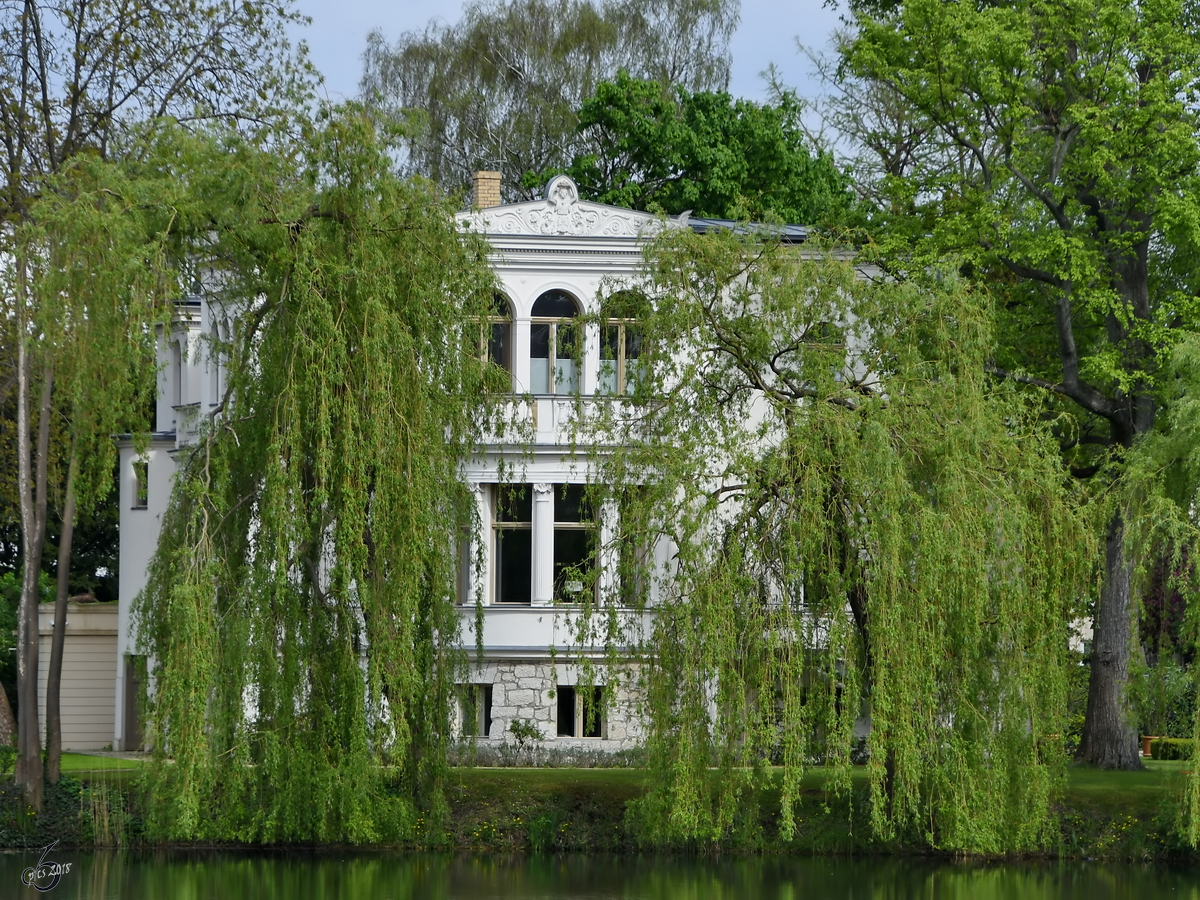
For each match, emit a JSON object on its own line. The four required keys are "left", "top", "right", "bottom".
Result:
{"left": 513, "top": 318, "right": 531, "bottom": 394}
{"left": 598, "top": 498, "right": 618, "bottom": 605}
{"left": 471, "top": 482, "right": 491, "bottom": 605}
{"left": 581, "top": 321, "right": 599, "bottom": 396}
{"left": 532, "top": 483, "right": 554, "bottom": 606}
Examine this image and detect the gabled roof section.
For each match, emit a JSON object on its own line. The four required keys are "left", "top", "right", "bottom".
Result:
{"left": 456, "top": 175, "right": 676, "bottom": 239}
{"left": 455, "top": 174, "right": 813, "bottom": 246}
{"left": 683, "top": 216, "right": 810, "bottom": 244}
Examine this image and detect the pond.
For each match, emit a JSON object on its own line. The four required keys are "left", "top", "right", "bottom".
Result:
{"left": 1, "top": 850, "right": 1199, "bottom": 899}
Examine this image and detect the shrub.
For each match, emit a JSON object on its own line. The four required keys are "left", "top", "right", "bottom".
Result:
{"left": 1151, "top": 737, "right": 1193, "bottom": 760}
{"left": 0, "top": 740, "right": 14, "bottom": 778}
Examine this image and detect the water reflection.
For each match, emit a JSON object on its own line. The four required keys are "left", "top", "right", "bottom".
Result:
{"left": 1, "top": 850, "right": 1198, "bottom": 899}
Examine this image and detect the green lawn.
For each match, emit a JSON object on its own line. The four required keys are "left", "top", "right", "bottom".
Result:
{"left": 59, "top": 752, "right": 145, "bottom": 772}
{"left": 42, "top": 754, "right": 1196, "bottom": 808}
{"left": 1065, "top": 758, "right": 1188, "bottom": 814}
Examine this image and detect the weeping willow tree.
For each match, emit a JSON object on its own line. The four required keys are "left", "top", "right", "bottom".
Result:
{"left": 583, "top": 229, "right": 1094, "bottom": 852}
{"left": 131, "top": 110, "right": 499, "bottom": 842}
{"left": 1120, "top": 334, "right": 1200, "bottom": 845}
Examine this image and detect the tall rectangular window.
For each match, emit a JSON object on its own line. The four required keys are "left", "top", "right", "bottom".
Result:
{"left": 556, "top": 686, "right": 576, "bottom": 736}
{"left": 209, "top": 321, "right": 221, "bottom": 405}
{"left": 494, "top": 485, "right": 532, "bottom": 604}
{"left": 600, "top": 320, "right": 643, "bottom": 395}
{"left": 133, "top": 460, "right": 149, "bottom": 509}
{"left": 554, "top": 485, "right": 594, "bottom": 602}
{"left": 618, "top": 487, "right": 650, "bottom": 606}
{"left": 483, "top": 293, "right": 512, "bottom": 391}
{"left": 530, "top": 320, "right": 579, "bottom": 394}
{"left": 170, "top": 340, "right": 183, "bottom": 407}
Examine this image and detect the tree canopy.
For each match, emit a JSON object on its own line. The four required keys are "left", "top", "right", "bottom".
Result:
{"left": 838, "top": 0, "right": 1200, "bottom": 771}
{"left": 577, "top": 227, "right": 1091, "bottom": 852}
{"left": 125, "top": 111, "right": 500, "bottom": 842}
{"left": 0, "top": 0, "right": 314, "bottom": 805}
{"left": 360, "top": 0, "right": 739, "bottom": 201}
{"left": 565, "top": 71, "right": 852, "bottom": 224}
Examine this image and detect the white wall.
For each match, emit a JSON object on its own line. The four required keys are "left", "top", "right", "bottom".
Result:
{"left": 113, "top": 436, "right": 176, "bottom": 750}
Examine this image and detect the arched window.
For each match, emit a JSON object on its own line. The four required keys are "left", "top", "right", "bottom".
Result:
{"left": 485, "top": 293, "right": 512, "bottom": 375}
{"left": 530, "top": 290, "right": 579, "bottom": 394}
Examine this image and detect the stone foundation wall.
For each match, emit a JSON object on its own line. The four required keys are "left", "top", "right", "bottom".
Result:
{"left": 460, "top": 659, "right": 644, "bottom": 752}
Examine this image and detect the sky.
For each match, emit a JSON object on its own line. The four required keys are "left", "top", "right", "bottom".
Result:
{"left": 288, "top": 0, "right": 845, "bottom": 106}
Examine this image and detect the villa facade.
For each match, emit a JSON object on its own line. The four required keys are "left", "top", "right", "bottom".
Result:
{"left": 111, "top": 174, "right": 766, "bottom": 751}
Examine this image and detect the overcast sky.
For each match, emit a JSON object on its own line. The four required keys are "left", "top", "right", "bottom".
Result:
{"left": 288, "top": 0, "right": 845, "bottom": 105}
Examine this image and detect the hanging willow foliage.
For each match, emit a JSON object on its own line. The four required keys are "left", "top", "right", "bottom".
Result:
{"left": 1122, "top": 334, "right": 1200, "bottom": 845}
{"left": 132, "top": 111, "right": 498, "bottom": 842}
{"left": 582, "top": 228, "right": 1095, "bottom": 852}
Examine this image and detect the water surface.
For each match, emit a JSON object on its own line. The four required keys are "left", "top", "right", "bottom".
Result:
{"left": 2, "top": 850, "right": 1200, "bottom": 899}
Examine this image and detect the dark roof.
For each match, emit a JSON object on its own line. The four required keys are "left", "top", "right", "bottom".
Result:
{"left": 685, "top": 217, "right": 810, "bottom": 243}
{"left": 113, "top": 431, "right": 176, "bottom": 441}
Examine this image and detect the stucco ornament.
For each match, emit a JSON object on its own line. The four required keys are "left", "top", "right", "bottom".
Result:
{"left": 529, "top": 176, "right": 597, "bottom": 235}
{"left": 456, "top": 175, "right": 674, "bottom": 238}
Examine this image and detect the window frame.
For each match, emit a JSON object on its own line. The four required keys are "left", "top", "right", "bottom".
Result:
{"left": 460, "top": 684, "right": 494, "bottom": 737}
{"left": 617, "top": 487, "right": 651, "bottom": 607}
{"left": 493, "top": 485, "right": 533, "bottom": 604}
{"left": 169, "top": 339, "right": 183, "bottom": 407}
{"left": 529, "top": 291, "right": 581, "bottom": 395}
{"left": 132, "top": 460, "right": 149, "bottom": 510}
{"left": 482, "top": 293, "right": 513, "bottom": 380}
{"left": 556, "top": 685, "right": 604, "bottom": 738}
{"left": 553, "top": 484, "right": 596, "bottom": 604}
{"left": 600, "top": 317, "right": 642, "bottom": 395}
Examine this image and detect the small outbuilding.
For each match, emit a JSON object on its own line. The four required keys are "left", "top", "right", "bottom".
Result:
{"left": 37, "top": 600, "right": 118, "bottom": 750}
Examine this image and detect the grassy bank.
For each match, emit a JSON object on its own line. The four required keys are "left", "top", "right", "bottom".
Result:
{"left": 443, "top": 760, "right": 1196, "bottom": 859}
{"left": 0, "top": 756, "right": 1194, "bottom": 860}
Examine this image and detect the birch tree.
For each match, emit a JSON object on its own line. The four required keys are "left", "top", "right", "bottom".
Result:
{"left": 0, "top": 0, "right": 310, "bottom": 807}
{"left": 360, "top": 0, "right": 739, "bottom": 200}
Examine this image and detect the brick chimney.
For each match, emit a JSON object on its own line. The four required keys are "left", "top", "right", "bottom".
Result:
{"left": 472, "top": 171, "right": 502, "bottom": 209}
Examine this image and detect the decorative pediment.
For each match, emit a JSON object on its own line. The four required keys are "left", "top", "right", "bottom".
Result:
{"left": 456, "top": 175, "right": 667, "bottom": 238}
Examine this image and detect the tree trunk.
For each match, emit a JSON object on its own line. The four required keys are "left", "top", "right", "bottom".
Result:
{"left": 14, "top": 293, "right": 51, "bottom": 807}
{"left": 1077, "top": 509, "right": 1143, "bottom": 769}
{"left": 45, "top": 446, "right": 77, "bottom": 784}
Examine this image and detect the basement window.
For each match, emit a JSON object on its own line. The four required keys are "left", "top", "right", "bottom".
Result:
{"left": 556, "top": 685, "right": 604, "bottom": 738}
{"left": 461, "top": 684, "right": 494, "bottom": 737}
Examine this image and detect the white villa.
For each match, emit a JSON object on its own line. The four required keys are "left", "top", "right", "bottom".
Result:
{"left": 100, "top": 173, "right": 808, "bottom": 753}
